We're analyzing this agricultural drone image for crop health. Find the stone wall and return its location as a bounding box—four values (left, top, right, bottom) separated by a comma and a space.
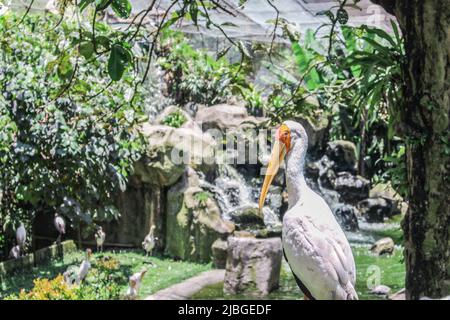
0, 240, 76, 277
104, 176, 166, 248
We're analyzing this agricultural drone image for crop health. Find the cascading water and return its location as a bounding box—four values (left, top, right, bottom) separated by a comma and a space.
199, 163, 282, 230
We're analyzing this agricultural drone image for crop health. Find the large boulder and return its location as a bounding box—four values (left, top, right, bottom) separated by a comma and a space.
211, 239, 228, 269
165, 168, 235, 263
370, 237, 395, 256
134, 145, 185, 187
370, 182, 406, 216
325, 140, 357, 173
195, 104, 267, 132
154, 105, 200, 131
228, 204, 264, 226
370, 285, 391, 297
359, 197, 394, 222
333, 204, 359, 231
135, 124, 216, 186
332, 172, 370, 203
224, 237, 282, 296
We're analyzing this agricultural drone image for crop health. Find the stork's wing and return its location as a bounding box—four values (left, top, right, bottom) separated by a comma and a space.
282, 197, 357, 300
283, 248, 315, 300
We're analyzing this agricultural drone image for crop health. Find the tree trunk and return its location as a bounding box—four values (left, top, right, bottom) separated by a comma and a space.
373, 0, 450, 299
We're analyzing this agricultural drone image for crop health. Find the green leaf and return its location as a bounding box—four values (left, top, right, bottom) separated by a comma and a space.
79, 41, 94, 59
189, 2, 198, 25
110, 0, 132, 19
46, 59, 59, 74
362, 25, 397, 47
95, 36, 111, 50
57, 54, 74, 80
96, 0, 112, 11
361, 36, 391, 55
79, 0, 95, 11
337, 8, 349, 25
108, 43, 132, 81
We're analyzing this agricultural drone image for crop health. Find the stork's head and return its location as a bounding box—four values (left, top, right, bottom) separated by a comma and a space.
258, 121, 308, 213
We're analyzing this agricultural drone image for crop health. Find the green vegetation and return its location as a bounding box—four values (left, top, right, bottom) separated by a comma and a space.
194, 191, 213, 206
158, 30, 252, 106
163, 110, 187, 128
0, 2, 411, 300
0, 14, 146, 256
1, 250, 211, 300
192, 246, 405, 300
263, 23, 406, 195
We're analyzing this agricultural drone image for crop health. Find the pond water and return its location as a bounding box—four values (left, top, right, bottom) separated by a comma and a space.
191, 245, 405, 300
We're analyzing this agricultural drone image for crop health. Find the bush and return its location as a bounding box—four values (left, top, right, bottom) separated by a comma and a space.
163, 110, 187, 128
157, 30, 251, 106
6, 256, 123, 300
7, 275, 76, 300
0, 14, 145, 245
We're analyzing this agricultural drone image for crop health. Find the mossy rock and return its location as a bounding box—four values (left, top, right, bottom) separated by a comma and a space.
165, 170, 234, 263
0, 254, 34, 276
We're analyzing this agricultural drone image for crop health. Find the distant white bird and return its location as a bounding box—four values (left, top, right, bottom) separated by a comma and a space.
54, 214, 66, 243
45, 0, 59, 15
16, 222, 26, 250
9, 245, 20, 259
95, 226, 106, 252
76, 248, 92, 284
142, 225, 157, 256
63, 265, 78, 286
259, 121, 358, 300
0, 0, 10, 16
126, 268, 147, 299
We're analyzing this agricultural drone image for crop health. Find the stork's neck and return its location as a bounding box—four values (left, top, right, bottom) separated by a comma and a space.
285, 141, 308, 209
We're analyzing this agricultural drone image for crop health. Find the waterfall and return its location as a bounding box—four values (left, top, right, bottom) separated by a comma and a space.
199, 163, 282, 230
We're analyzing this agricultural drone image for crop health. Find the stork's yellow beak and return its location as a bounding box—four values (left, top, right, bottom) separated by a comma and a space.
258, 139, 286, 215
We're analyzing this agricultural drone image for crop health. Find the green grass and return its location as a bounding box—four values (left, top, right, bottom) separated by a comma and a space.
0, 249, 211, 299
353, 245, 405, 299
1, 246, 404, 300
192, 246, 405, 300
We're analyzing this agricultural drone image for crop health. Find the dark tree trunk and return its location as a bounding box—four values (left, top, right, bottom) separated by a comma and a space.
372, 0, 450, 299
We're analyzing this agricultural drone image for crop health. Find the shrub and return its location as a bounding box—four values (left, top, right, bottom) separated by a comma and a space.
0, 14, 145, 244
6, 256, 123, 300
157, 30, 251, 106
7, 275, 76, 300
163, 110, 187, 128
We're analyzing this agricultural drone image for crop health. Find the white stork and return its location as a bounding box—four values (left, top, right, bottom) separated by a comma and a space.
16, 222, 26, 251
45, 0, 59, 15
9, 245, 21, 259
76, 248, 92, 284
54, 214, 66, 243
95, 226, 106, 252
0, 0, 10, 16
125, 268, 148, 299
142, 225, 157, 257
259, 121, 358, 300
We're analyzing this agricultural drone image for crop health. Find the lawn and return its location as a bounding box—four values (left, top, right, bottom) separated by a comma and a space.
1, 245, 404, 300
0, 249, 211, 300
192, 245, 405, 300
